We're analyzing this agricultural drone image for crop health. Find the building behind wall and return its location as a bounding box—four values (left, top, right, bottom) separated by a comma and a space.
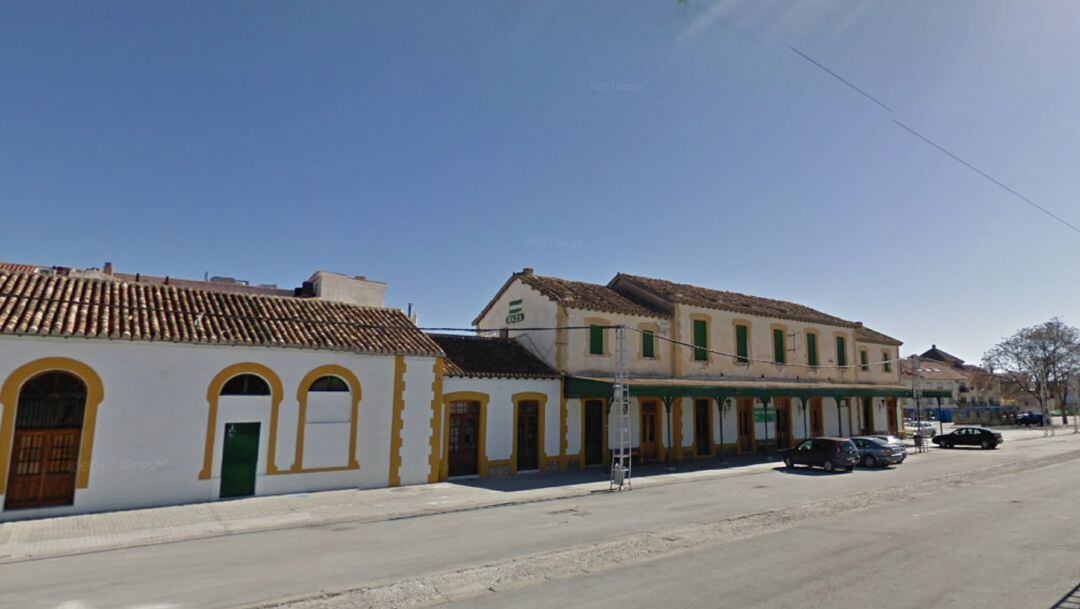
475, 268, 909, 469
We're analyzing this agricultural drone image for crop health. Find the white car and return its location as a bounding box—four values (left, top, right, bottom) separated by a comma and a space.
904, 421, 937, 438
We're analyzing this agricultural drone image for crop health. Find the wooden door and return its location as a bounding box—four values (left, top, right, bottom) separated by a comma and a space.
640, 402, 658, 461
887, 399, 898, 435
5, 429, 81, 510
220, 422, 260, 499
448, 402, 480, 477
736, 399, 755, 453
862, 398, 874, 435
810, 398, 824, 437
694, 399, 711, 456
583, 400, 604, 466
775, 398, 793, 449
516, 401, 539, 472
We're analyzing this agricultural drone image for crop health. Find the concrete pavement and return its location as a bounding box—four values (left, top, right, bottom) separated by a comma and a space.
1, 429, 1077, 609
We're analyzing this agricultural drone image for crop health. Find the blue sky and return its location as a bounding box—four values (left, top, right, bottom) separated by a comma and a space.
3, 1, 1080, 363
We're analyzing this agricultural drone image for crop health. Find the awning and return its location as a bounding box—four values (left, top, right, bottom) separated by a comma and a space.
564, 375, 924, 400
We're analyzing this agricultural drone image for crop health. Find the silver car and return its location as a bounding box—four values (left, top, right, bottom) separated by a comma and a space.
870, 434, 909, 460
852, 436, 906, 467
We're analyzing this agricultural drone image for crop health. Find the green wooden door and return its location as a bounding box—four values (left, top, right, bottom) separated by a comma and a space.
220, 422, 260, 499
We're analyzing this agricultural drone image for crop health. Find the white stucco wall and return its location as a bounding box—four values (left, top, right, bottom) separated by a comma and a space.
0, 336, 435, 521
475, 278, 560, 368
440, 376, 561, 471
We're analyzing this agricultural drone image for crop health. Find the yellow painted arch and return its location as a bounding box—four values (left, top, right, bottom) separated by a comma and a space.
0, 357, 105, 494
292, 365, 362, 472
200, 363, 284, 480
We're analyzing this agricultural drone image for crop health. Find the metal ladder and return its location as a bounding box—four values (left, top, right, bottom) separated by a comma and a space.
610, 325, 632, 491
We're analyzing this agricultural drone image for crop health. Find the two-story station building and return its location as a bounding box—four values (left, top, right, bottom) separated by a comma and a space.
475, 269, 908, 469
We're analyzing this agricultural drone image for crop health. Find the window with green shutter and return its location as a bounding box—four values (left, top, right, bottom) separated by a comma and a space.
735, 324, 749, 363
883, 351, 892, 372
860, 350, 869, 371
806, 333, 818, 366
836, 336, 847, 367
642, 330, 655, 358
773, 329, 785, 364
589, 325, 604, 355
693, 319, 708, 361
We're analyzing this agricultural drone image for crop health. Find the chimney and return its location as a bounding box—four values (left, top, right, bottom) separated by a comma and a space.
103, 261, 114, 276
521, 267, 534, 276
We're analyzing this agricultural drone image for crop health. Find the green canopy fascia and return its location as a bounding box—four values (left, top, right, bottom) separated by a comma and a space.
564, 376, 917, 400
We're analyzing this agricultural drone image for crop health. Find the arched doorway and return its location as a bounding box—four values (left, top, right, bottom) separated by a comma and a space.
5, 372, 87, 510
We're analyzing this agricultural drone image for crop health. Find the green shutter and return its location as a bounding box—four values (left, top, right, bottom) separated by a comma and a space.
773, 329, 785, 364
590, 325, 604, 355
693, 320, 708, 361
643, 330, 655, 358
860, 350, 869, 371
736, 324, 749, 363
836, 336, 847, 367
883, 351, 891, 372
807, 333, 818, 366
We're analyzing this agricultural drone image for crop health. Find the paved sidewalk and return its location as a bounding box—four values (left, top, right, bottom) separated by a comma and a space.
0, 454, 783, 564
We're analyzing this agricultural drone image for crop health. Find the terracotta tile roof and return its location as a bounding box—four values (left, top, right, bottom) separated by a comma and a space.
920, 344, 965, 366
855, 325, 903, 346
473, 270, 666, 325
612, 273, 856, 328
430, 334, 559, 379
0, 271, 442, 356
0, 262, 42, 274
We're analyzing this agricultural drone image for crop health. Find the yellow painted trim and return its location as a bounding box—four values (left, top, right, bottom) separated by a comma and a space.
292, 365, 362, 473
688, 313, 711, 364
769, 322, 789, 366
578, 397, 606, 469
200, 363, 284, 480
510, 391, 548, 474
388, 355, 407, 487
583, 316, 613, 359
427, 357, 445, 483
558, 380, 568, 472
0, 357, 105, 495
732, 318, 753, 366
441, 391, 490, 478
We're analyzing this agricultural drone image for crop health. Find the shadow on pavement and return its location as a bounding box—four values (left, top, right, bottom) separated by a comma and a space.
448, 453, 784, 493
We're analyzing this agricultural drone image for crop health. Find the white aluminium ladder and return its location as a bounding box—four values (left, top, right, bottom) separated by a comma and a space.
610, 325, 632, 491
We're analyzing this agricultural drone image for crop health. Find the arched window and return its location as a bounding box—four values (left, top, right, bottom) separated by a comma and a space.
220, 374, 271, 396
309, 376, 349, 392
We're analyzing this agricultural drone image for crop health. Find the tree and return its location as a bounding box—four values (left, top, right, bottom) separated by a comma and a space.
983, 318, 1080, 429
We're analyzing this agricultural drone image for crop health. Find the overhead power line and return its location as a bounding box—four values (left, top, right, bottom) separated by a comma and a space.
787, 45, 1080, 238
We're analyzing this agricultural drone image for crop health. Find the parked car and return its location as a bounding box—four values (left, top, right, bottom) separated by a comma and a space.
853, 436, 906, 467
932, 427, 1003, 449
869, 434, 907, 453
1016, 412, 1044, 427
780, 438, 860, 472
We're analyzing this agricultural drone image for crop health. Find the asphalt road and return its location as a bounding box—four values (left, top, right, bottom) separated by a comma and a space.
4, 432, 1080, 609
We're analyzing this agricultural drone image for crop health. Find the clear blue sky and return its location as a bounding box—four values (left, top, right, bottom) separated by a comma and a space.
4, 1, 1080, 364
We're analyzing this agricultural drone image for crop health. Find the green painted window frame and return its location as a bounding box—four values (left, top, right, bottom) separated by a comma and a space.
692, 319, 708, 361
736, 324, 749, 364
883, 351, 892, 372
860, 350, 869, 371
589, 325, 604, 355
642, 330, 655, 359
773, 329, 785, 364
806, 333, 818, 367
836, 336, 847, 367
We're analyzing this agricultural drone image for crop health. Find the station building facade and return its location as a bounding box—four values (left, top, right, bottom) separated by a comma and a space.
475, 269, 909, 469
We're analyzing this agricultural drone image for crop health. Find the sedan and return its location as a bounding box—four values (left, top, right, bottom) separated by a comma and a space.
1016, 412, 1044, 427
780, 437, 860, 472
932, 426, 1003, 449
853, 436, 906, 467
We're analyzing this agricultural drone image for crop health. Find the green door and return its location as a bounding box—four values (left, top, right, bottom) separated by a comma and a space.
220, 422, 260, 499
